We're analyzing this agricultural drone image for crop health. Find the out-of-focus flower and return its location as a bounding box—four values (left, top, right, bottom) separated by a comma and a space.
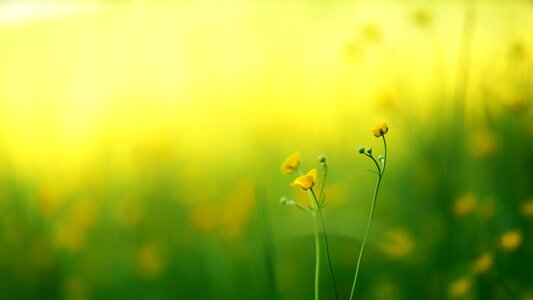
470, 131, 499, 158
137, 244, 165, 280
371, 123, 388, 137
453, 193, 477, 216
472, 252, 493, 274
379, 228, 414, 259
280, 151, 301, 174
220, 180, 255, 239
290, 168, 318, 191
54, 199, 97, 253
500, 230, 523, 251
449, 277, 472, 298
522, 199, 533, 217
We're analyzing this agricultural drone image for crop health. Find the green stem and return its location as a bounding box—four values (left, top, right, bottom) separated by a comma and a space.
311, 188, 339, 300
318, 164, 328, 206
349, 136, 387, 300
313, 208, 320, 300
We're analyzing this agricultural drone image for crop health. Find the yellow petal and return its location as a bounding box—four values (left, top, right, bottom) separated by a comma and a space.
307, 168, 318, 184
500, 230, 522, 251
371, 122, 389, 137
280, 151, 301, 174
472, 252, 493, 274
290, 168, 318, 191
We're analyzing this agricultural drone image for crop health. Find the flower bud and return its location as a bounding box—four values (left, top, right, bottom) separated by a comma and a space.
366, 147, 372, 155
318, 154, 327, 163
357, 146, 365, 154
280, 197, 294, 205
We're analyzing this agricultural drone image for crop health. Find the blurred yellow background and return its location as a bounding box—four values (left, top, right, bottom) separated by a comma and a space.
0, 1, 532, 299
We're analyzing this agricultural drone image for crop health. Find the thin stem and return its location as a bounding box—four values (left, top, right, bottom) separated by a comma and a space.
318, 163, 328, 206
349, 136, 387, 300
364, 153, 381, 175
313, 209, 320, 300
381, 136, 387, 176
311, 188, 339, 300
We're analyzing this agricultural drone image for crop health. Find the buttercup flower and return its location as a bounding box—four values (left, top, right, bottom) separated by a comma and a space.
371, 123, 389, 137
290, 168, 318, 191
472, 252, 493, 274
280, 151, 301, 174
500, 230, 522, 251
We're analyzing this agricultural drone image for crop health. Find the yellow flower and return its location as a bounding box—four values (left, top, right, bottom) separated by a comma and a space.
290, 168, 318, 191
472, 252, 493, 274
521, 199, 533, 217
371, 123, 389, 137
453, 193, 477, 216
379, 228, 414, 259
500, 230, 522, 251
449, 277, 472, 298
280, 151, 301, 174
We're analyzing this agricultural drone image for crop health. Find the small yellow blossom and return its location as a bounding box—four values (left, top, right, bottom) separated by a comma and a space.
472, 252, 493, 274
379, 229, 414, 259
521, 199, 533, 217
500, 230, 523, 251
290, 168, 318, 191
449, 277, 472, 298
453, 193, 477, 216
280, 151, 301, 174
371, 123, 389, 137
137, 244, 164, 279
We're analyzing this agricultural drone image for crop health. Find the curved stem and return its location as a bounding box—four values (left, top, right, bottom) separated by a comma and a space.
311, 188, 339, 300
349, 136, 387, 300
348, 174, 382, 300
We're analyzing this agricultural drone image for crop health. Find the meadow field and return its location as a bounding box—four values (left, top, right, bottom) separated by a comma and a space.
0, 0, 532, 299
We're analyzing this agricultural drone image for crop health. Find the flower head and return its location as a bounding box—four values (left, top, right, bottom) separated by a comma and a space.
472, 252, 493, 274
280, 151, 301, 174
371, 123, 389, 137
500, 230, 522, 251
290, 168, 318, 191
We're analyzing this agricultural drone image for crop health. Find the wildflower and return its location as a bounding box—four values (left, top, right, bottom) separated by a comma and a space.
290, 168, 318, 191
379, 229, 414, 259
137, 244, 164, 279
453, 193, 477, 216
500, 230, 523, 251
371, 123, 388, 137
280, 151, 301, 174
449, 277, 472, 298
521, 199, 533, 217
472, 252, 493, 274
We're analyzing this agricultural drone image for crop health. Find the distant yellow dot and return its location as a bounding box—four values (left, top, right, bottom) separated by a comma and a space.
500, 230, 523, 251
379, 229, 415, 259
472, 252, 493, 274
449, 277, 471, 298
521, 200, 533, 217
453, 193, 477, 216
137, 245, 164, 279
